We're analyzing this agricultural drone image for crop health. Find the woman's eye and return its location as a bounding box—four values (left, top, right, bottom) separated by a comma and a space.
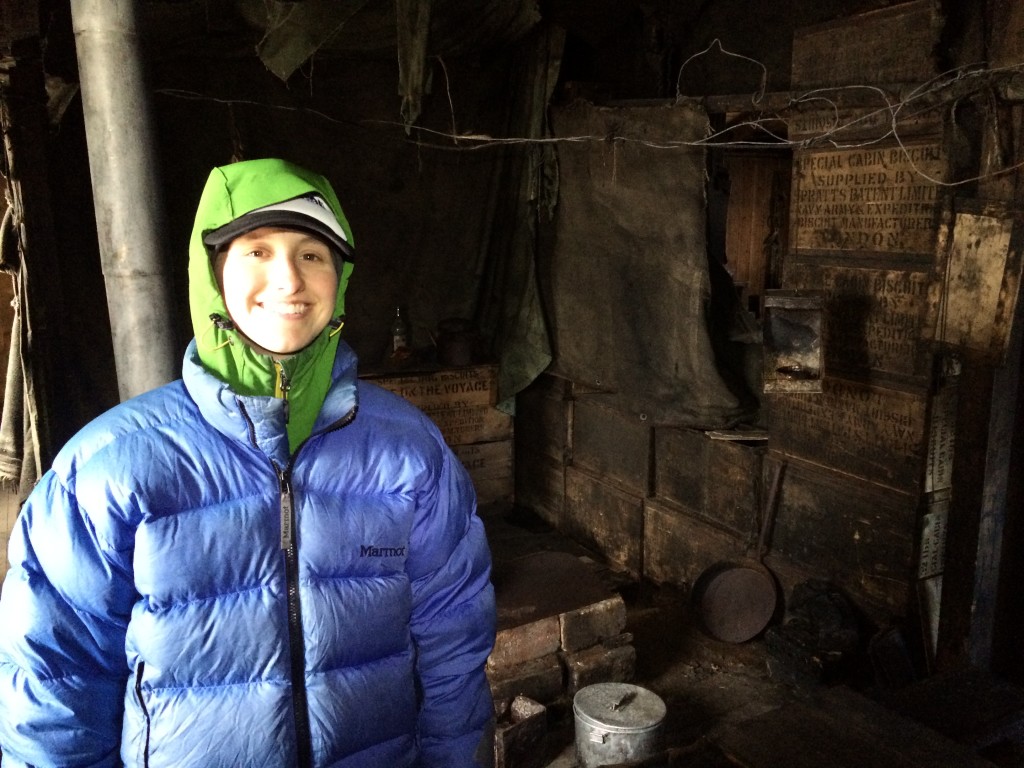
246, 248, 266, 258
301, 251, 327, 262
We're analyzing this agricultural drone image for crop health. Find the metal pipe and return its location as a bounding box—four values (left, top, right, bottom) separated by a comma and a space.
69, 0, 176, 400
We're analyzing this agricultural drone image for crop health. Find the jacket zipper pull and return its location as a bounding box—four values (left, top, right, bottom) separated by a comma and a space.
279, 469, 294, 550
274, 361, 292, 424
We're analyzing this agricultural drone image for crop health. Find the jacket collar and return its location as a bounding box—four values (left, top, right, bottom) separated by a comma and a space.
182, 338, 359, 467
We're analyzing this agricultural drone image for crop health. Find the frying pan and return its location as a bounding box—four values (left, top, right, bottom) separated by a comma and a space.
693, 458, 786, 643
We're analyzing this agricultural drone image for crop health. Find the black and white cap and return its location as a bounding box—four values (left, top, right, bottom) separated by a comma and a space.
203, 194, 354, 262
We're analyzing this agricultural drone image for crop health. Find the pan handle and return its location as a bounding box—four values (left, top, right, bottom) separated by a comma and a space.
757, 459, 786, 561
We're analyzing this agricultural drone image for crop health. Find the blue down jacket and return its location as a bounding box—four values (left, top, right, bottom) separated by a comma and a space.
0, 340, 496, 767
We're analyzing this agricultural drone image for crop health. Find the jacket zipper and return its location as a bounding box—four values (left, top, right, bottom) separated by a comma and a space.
278, 463, 312, 768
135, 661, 151, 767
238, 400, 358, 768
273, 362, 291, 424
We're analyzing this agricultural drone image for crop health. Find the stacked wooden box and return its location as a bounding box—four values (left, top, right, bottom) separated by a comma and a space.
515, 373, 773, 601
646, 426, 768, 590
364, 364, 514, 506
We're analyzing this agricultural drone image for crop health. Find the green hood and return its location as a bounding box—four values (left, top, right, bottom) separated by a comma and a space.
188, 158, 356, 454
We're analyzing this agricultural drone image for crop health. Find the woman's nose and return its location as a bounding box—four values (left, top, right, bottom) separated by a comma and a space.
269, 253, 303, 290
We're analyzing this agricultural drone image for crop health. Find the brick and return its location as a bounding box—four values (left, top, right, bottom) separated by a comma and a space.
559, 595, 628, 653
487, 653, 564, 705
562, 636, 636, 696
488, 616, 561, 670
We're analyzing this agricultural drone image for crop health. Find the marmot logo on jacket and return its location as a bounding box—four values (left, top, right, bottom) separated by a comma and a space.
360, 544, 406, 557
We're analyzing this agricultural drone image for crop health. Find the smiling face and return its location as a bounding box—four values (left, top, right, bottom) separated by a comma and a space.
215, 227, 339, 358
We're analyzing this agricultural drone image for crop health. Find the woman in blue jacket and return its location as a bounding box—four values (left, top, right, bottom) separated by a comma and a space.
0, 158, 497, 767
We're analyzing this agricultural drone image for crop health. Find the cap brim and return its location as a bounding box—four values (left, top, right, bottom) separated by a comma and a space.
203, 210, 354, 262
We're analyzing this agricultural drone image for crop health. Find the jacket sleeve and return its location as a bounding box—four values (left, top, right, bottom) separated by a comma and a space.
408, 443, 497, 768
0, 468, 135, 767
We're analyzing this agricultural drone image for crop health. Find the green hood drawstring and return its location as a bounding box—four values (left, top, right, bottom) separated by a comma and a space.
188, 158, 356, 453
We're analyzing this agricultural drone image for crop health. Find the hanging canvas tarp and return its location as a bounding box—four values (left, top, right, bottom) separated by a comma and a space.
549, 99, 749, 427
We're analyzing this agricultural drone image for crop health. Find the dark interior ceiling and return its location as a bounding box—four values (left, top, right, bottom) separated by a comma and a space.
134, 0, 913, 100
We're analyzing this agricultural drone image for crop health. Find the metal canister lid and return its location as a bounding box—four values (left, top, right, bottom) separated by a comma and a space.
572, 683, 667, 733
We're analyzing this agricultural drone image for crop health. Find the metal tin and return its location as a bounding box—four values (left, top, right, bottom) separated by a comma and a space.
573, 683, 666, 767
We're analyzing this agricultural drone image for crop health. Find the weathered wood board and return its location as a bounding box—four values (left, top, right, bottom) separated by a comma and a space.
452, 440, 512, 506
925, 372, 958, 494
367, 364, 499, 409
717, 685, 998, 768
514, 373, 570, 464
653, 427, 765, 538
652, 426, 708, 514
766, 377, 928, 495
365, 364, 514, 446
706, 437, 766, 539
783, 262, 934, 382
571, 395, 651, 496
642, 497, 746, 589
770, 457, 917, 618
723, 152, 790, 308
924, 200, 1024, 364
791, 0, 940, 90
564, 466, 643, 576
514, 450, 565, 528
790, 142, 947, 256
786, 104, 943, 145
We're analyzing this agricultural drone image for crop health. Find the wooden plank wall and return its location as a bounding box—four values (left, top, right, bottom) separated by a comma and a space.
764, 0, 948, 626
515, 1, 969, 632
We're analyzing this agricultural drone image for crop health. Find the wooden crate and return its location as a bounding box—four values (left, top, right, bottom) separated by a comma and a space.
643, 497, 746, 589
791, 0, 941, 90
365, 365, 512, 446
515, 450, 565, 529
515, 372, 570, 464
783, 262, 935, 383
365, 365, 514, 505
769, 456, 918, 619
570, 395, 651, 496
452, 440, 513, 506
653, 427, 765, 537
766, 376, 928, 496
564, 466, 643, 576
653, 426, 708, 513
366, 364, 498, 407
789, 141, 947, 260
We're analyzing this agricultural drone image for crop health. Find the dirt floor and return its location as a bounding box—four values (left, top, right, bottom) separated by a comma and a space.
482, 504, 1024, 768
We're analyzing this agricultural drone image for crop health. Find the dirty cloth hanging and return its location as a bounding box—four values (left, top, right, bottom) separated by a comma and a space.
548, 99, 750, 427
